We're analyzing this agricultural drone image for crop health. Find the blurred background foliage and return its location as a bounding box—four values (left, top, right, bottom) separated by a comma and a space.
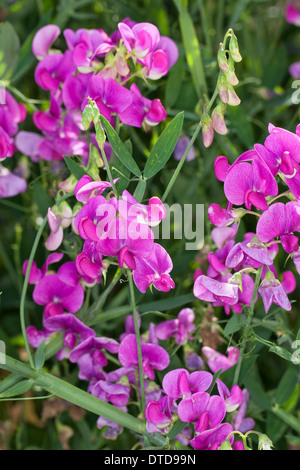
0, 0, 300, 450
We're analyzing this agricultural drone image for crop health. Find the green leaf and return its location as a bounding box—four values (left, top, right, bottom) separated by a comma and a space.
143, 112, 184, 179
0, 379, 33, 398
165, 53, 185, 108
243, 377, 272, 411
178, 9, 207, 98
0, 374, 22, 394
226, 106, 254, 148
275, 366, 298, 406
207, 369, 223, 394
1, 355, 144, 435
268, 344, 294, 363
34, 341, 45, 370
64, 156, 86, 181
272, 406, 300, 434
224, 313, 247, 337
100, 115, 141, 177
168, 419, 186, 440
0, 22, 20, 80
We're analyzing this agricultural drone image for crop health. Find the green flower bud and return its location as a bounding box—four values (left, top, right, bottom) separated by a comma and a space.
229, 33, 242, 62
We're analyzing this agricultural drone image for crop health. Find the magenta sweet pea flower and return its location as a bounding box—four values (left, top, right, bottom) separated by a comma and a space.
258, 271, 292, 313
22, 252, 64, 285
74, 174, 117, 202
32, 24, 61, 59
44, 313, 95, 360
118, 333, 170, 380
32, 273, 85, 318
177, 392, 226, 432
224, 159, 278, 211
256, 202, 300, 254
286, 2, 300, 25
193, 274, 240, 306
202, 346, 240, 373
190, 422, 233, 450
145, 396, 174, 433
155, 308, 196, 345
233, 389, 255, 433
0, 165, 27, 198
162, 368, 213, 400
132, 243, 175, 293
45, 204, 73, 251
117, 190, 167, 226
69, 336, 119, 381
216, 379, 243, 412
118, 22, 160, 58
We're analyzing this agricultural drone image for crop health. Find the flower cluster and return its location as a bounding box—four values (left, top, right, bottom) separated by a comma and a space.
73, 175, 175, 293
201, 29, 242, 148
194, 123, 299, 314
0, 90, 27, 198
16, 21, 178, 165
145, 366, 254, 450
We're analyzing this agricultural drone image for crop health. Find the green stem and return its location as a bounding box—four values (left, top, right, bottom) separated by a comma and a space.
232, 267, 263, 386
128, 270, 145, 420
20, 217, 48, 368
20, 193, 75, 369
100, 146, 118, 196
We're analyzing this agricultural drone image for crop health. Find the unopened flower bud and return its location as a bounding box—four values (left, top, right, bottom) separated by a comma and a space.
95, 121, 106, 150
201, 113, 214, 148
218, 46, 229, 73
82, 99, 100, 130
225, 56, 239, 86
217, 73, 229, 104
211, 103, 228, 135
227, 85, 241, 106
229, 33, 242, 62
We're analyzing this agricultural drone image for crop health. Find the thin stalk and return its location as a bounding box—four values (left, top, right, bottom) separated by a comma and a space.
100, 146, 118, 196
20, 193, 74, 369
232, 267, 263, 386
20, 216, 48, 368
128, 270, 145, 420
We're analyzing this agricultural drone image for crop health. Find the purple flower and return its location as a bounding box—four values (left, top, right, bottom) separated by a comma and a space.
145, 395, 174, 433
258, 272, 292, 314
190, 422, 233, 450
256, 202, 300, 254
0, 165, 27, 198
118, 333, 170, 380
202, 346, 240, 373
32, 24, 61, 59
224, 159, 278, 211
132, 243, 175, 293
44, 313, 95, 360
286, 2, 300, 25
233, 389, 255, 433
174, 136, 196, 162
32, 273, 85, 318
193, 275, 240, 306
155, 308, 196, 345
22, 252, 64, 285
177, 392, 226, 432
69, 336, 119, 381
216, 379, 243, 412
162, 368, 213, 400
